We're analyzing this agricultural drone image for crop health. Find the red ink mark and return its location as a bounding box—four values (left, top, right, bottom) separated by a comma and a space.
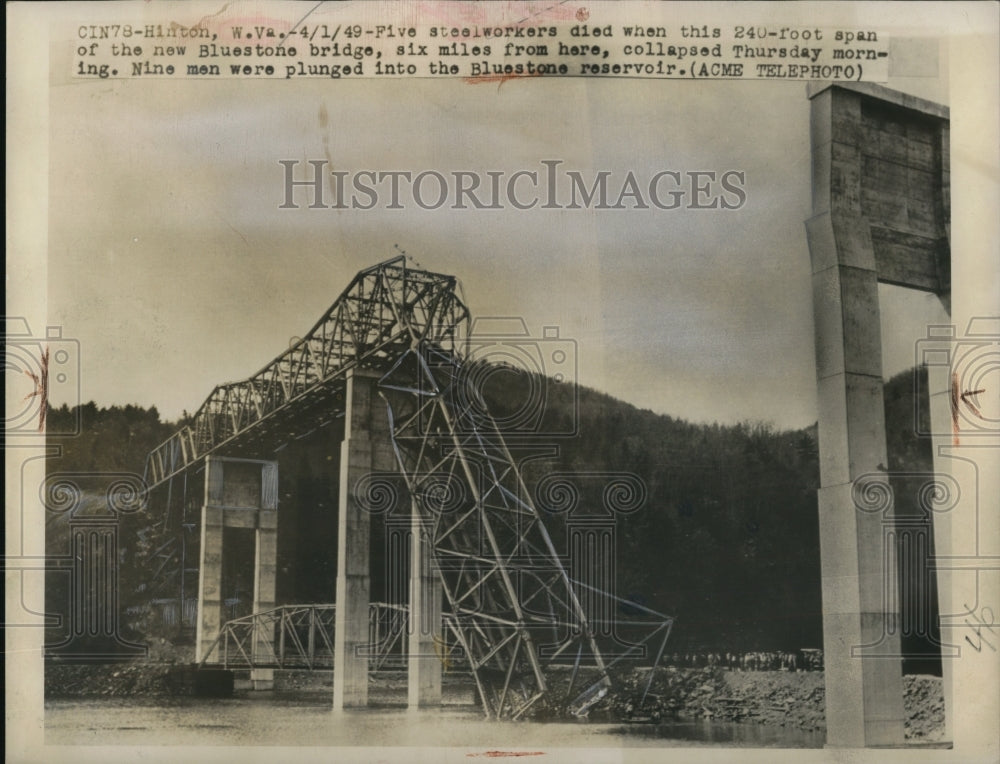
23, 346, 49, 432
467, 753, 545, 758
951, 370, 988, 445
951, 371, 960, 445
576, 7, 589, 22
463, 72, 544, 89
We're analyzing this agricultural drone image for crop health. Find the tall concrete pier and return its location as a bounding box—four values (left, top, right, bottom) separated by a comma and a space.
195, 456, 278, 689
805, 82, 950, 747
333, 367, 443, 709
408, 514, 443, 708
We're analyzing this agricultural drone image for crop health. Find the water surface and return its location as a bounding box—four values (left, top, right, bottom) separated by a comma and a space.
45, 695, 825, 749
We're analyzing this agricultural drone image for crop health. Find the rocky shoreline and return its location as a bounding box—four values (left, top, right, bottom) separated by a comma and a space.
587, 666, 944, 742
45, 659, 945, 743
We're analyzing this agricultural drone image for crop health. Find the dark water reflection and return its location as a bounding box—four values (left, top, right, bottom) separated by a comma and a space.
604, 719, 825, 747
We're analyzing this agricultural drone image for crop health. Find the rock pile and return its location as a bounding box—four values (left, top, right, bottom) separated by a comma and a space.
46, 662, 184, 698
903, 675, 946, 742
531, 666, 943, 742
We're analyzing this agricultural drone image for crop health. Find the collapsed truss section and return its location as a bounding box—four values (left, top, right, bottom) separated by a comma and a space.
379, 343, 612, 719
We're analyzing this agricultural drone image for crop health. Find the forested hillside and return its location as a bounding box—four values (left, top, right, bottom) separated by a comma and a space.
484, 369, 823, 652
46, 402, 174, 474
44, 365, 936, 662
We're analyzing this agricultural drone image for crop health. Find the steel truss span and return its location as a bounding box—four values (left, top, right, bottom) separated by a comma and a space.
146, 256, 673, 719
144, 256, 468, 488
201, 603, 416, 672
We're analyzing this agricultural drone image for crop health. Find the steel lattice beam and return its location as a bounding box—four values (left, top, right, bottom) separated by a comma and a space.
200, 603, 416, 671
378, 345, 611, 718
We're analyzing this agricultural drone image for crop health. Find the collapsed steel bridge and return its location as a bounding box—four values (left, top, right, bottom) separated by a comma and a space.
144, 256, 671, 719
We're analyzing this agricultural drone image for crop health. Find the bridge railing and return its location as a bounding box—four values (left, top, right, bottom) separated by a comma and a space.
198, 602, 465, 672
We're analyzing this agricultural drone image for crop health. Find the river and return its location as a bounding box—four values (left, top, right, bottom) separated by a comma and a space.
45, 694, 825, 749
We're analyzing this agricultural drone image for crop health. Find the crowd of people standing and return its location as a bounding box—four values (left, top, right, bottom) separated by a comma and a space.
664, 649, 823, 671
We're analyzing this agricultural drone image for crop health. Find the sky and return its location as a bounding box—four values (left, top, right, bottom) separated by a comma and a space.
44, 13, 951, 432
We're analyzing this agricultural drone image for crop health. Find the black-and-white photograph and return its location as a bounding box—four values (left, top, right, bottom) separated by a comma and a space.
5, 2, 999, 761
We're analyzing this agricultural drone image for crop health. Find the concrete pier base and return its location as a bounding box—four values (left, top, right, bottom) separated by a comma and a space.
251, 509, 278, 690
408, 511, 443, 708
333, 369, 398, 709
806, 82, 950, 747
196, 456, 279, 683
923, 333, 958, 743
196, 503, 224, 666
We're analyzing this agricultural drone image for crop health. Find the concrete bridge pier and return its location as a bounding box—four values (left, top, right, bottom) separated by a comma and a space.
334, 369, 384, 709
408, 512, 443, 708
806, 82, 951, 747
195, 456, 279, 691
922, 329, 957, 743
252, 490, 278, 690
333, 367, 444, 710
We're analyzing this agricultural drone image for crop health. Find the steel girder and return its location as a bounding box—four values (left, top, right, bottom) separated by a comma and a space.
378, 344, 611, 719
200, 603, 415, 671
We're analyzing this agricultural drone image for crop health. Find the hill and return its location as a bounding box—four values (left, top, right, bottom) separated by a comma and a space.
43, 365, 938, 666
